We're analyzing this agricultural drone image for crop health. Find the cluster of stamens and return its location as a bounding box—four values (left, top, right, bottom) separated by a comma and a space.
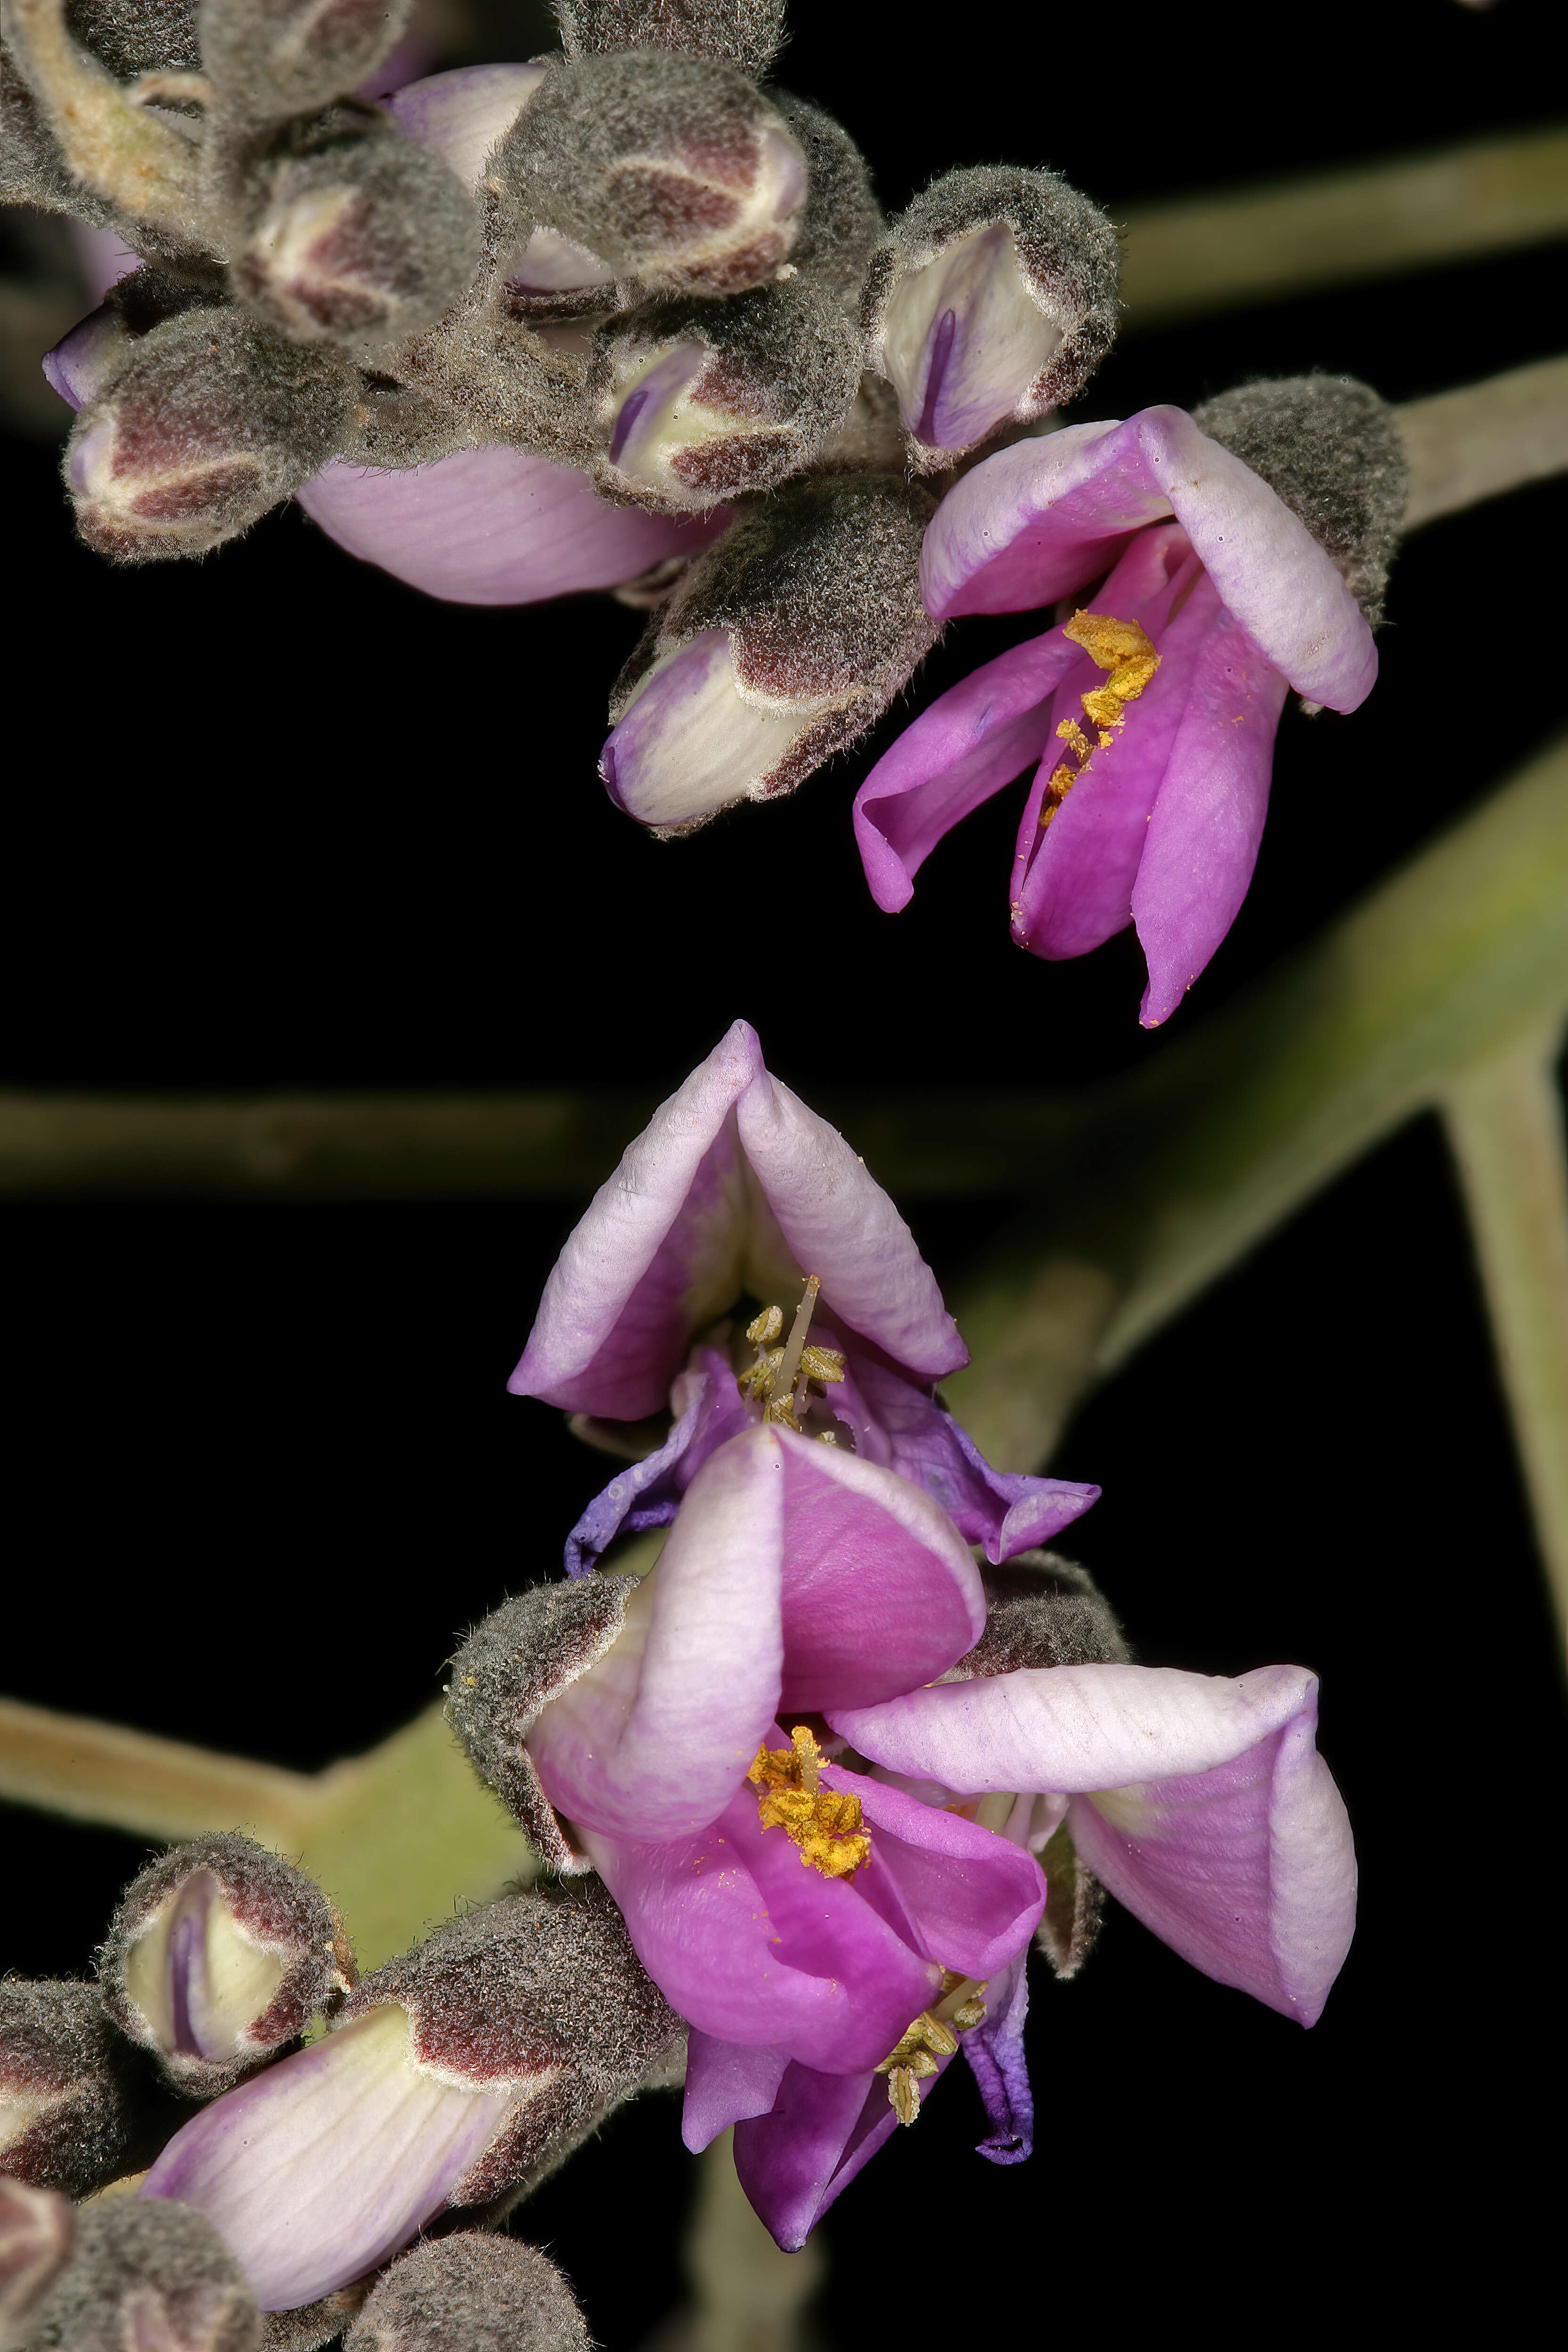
736, 1274, 846, 1436
748, 1724, 870, 1879
1040, 609, 1162, 827
875, 1969, 989, 2125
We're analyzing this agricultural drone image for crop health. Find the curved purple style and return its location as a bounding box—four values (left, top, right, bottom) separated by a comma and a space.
511, 1018, 967, 1421
523, 1424, 1356, 2247
855, 407, 1379, 1025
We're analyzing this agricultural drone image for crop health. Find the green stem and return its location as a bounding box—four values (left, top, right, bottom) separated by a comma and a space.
673, 2130, 823, 2352
1441, 1037, 1568, 1653
1400, 356, 1568, 530
1118, 124, 1568, 326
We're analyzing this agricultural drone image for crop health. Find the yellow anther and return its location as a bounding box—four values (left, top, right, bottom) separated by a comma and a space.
888, 2066, 922, 2126
1081, 685, 1127, 730
1063, 610, 1159, 675
952, 1996, 987, 2031
749, 1726, 870, 1880
798, 1344, 846, 1386
745, 1305, 784, 1346
1055, 716, 1091, 759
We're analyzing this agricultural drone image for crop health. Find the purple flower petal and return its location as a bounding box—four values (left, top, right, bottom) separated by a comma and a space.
383, 65, 547, 188
852, 1776, 1045, 1978
295, 448, 728, 606
511, 1020, 964, 1418
851, 626, 1080, 911
562, 1353, 754, 1576
529, 1431, 788, 1843
1065, 1679, 1355, 2025
1010, 549, 1222, 963
920, 418, 1152, 619
731, 2064, 898, 2251
768, 1431, 987, 1711
922, 409, 1375, 710
825, 1661, 1325, 1796
682, 2032, 791, 2151
830, 1356, 1098, 1564
601, 630, 817, 832
1130, 606, 1290, 1026
582, 1785, 941, 2075
140, 2008, 510, 2311
41, 304, 121, 412
962, 1953, 1033, 2162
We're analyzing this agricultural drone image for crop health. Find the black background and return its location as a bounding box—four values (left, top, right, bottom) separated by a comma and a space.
3, 0, 1563, 2339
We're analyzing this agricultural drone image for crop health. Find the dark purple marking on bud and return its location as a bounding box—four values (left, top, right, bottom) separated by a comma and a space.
915, 308, 957, 450
608, 381, 652, 467
446, 1581, 637, 1872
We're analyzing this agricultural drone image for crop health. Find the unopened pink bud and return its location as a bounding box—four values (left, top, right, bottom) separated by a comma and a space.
0, 2179, 75, 2348
100, 1835, 354, 2097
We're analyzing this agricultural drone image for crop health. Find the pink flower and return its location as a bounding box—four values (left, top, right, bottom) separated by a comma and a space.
854, 402, 1385, 1024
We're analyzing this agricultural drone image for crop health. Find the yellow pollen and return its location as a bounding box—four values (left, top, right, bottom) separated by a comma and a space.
874, 1972, 989, 2125
736, 1276, 846, 1434
749, 1725, 870, 1879
1040, 609, 1162, 832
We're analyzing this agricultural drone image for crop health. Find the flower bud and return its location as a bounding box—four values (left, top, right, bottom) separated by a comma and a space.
0, 2179, 74, 2351
21, 2194, 259, 2352
63, 304, 354, 561
861, 165, 1120, 469
343, 2235, 588, 2352
952, 1551, 1132, 1678
98, 1834, 355, 2098
496, 51, 808, 297
587, 94, 878, 506
446, 1582, 638, 1875
140, 1887, 682, 2313
588, 278, 861, 507
43, 270, 230, 415
200, 0, 416, 129
601, 474, 938, 834
0, 1981, 148, 2198
232, 114, 482, 349
1191, 375, 1408, 626
555, 0, 788, 82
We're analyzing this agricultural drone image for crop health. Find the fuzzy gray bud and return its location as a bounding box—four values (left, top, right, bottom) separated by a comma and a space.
862, 165, 1120, 469
0, 1981, 146, 2199
554, 0, 787, 80
0, 2179, 74, 2352
343, 2235, 588, 2352
1033, 1821, 1106, 1980
602, 472, 938, 833
587, 90, 877, 506
233, 112, 482, 348
497, 51, 808, 297
343, 1886, 682, 2209
63, 302, 354, 561
198, 0, 414, 130
1192, 375, 1408, 627
953, 1551, 1131, 1678
98, 1834, 355, 2098
22, 2195, 259, 2352
447, 1582, 637, 1874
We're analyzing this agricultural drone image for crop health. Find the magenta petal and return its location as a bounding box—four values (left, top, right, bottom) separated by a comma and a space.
1012, 560, 1224, 963
584, 1791, 939, 2074
295, 448, 728, 606
732, 2065, 897, 2251
530, 1431, 786, 1842
852, 628, 1080, 909
852, 1778, 1045, 1978
1066, 1679, 1356, 2025
1131, 609, 1290, 1026
682, 2032, 791, 2150
773, 1432, 986, 1709
920, 418, 1160, 619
